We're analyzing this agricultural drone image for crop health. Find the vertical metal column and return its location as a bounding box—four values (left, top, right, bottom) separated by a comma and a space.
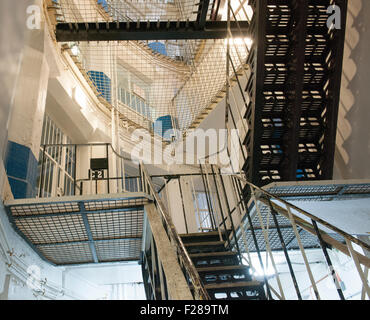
73, 144, 77, 195
311, 219, 345, 300
210, 165, 227, 237
177, 177, 189, 234
217, 168, 243, 263
245, 186, 273, 300
39, 145, 46, 198
199, 165, 216, 230
268, 200, 302, 300
106, 143, 110, 194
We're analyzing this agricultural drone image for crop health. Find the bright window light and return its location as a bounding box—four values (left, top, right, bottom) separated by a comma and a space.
71, 44, 80, 56
225, 37, 253, 49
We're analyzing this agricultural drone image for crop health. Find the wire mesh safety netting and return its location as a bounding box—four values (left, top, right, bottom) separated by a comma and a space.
67, 39, 250, 133
57, 0, 207, 23
52, 0, 253, 134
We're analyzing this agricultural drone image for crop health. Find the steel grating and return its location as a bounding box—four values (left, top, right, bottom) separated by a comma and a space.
234, 198, 346, 254
87, 209, 143, 240
4, 193, 151, 265
15, 215, 88, 245
95, 239, 142, 262
38, 242, 94, 265
236, 227, 321, 253
264, 180, 370, 201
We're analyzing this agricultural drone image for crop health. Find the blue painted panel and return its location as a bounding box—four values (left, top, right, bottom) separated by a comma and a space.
97, 0, 108, 11
148, 42, 167, 56
87, 71, 112, 103
154, 115, 178, 141
5, 141, 38, 199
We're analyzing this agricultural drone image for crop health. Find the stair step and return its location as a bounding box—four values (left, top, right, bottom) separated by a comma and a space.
205, 281, 266, 300
180, 231, 220, 238
180, 231, 231, 244
196, 265, 249, 273
204, 280, 262, 290
184, 241, 225, 247
189, 251, 237, 258
190, 251, 240, 268
184, 241, 226, 254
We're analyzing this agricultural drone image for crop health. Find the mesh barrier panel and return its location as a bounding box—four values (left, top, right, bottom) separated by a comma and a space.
6, 196, 148, 265
15, 215, 88, 244
38, 242, 94, 264
87, 209, 144, 239
95, 239, 142, 262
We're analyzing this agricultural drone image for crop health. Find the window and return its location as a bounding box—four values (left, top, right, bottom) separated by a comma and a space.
194, 192, 214, 232
37, 115, 75, 198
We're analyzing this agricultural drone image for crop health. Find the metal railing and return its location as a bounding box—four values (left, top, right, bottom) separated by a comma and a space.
219, 167, 370, 300
140, 163, 210, 300
38, 143, 147, 198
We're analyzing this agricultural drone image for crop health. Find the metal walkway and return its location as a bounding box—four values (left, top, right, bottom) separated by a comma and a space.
4, 193, 151, 265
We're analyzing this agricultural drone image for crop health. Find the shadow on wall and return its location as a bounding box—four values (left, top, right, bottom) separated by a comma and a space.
0, 0, 32, 159
335, 0, 370, 179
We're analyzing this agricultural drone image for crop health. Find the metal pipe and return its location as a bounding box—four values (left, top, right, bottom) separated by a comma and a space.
268, 199, 302, 300
39, 145, 46, 198
286, 205, 321, 300
311, 219, 345, 300
345, 239, 370, 299
199, 165, 216, 231
210, 165, 227, 237
217, 168, 243, 262
251, 187, 285, 299
73, 145, 77, 196
106, 143, 110, 194
177, 177, 189, 234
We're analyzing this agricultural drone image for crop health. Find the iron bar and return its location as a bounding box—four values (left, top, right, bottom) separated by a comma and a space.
197, 0, 210, 29
217, 168, 242, 263
311, 219, 346, 300
39, 145, 46, 198
199, 165, 216, 231
210, 165, 227, 236
106, 143, 110, 194
73, 144, 77, 195
241, 187, 273, 299
268, 199, 302, 300
177, 177, 189, 234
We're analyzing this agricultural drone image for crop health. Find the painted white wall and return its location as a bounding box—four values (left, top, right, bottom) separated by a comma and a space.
287, 199, 370, 236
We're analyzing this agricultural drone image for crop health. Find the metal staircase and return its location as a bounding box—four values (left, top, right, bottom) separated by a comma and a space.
242, 0, 348, 187
3, 143, 370, 300
181, 231, 266, 300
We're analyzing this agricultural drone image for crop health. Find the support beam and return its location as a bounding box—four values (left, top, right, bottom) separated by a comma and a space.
197, 0, 211, 29
210, 0, 226, 21
55, 21, 249, 42
282, 0, 308, 181
145, 204, 193, 300
79, 203, 99, 263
